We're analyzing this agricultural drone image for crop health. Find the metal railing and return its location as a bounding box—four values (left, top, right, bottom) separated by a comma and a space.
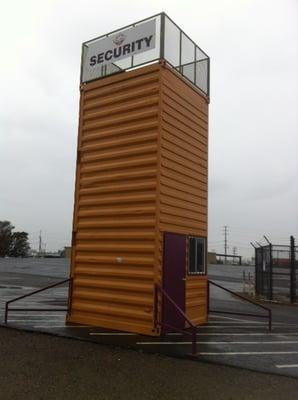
4, 278, 71, 324
81, 12, 210, 96
154, 283, 197, 355
208, 280, 272, 331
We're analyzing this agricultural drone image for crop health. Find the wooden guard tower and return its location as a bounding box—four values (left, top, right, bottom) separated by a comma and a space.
67, 13, 210, 336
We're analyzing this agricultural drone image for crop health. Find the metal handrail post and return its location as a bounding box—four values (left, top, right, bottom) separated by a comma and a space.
155, 284, 198, 355
269, 308, 272, 331
192, 327, 197, 355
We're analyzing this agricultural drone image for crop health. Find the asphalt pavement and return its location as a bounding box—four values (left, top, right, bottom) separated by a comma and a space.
1, 326, 298, 400
1, 258, 298, 379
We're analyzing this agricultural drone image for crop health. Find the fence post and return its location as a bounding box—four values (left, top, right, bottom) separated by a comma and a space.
254, 247, 258, 296
260, 246, 264, 297
269, 243, 273, 301
290, 236, 296, 304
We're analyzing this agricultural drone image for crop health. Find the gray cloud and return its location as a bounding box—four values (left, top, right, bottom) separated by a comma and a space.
1, 0, 297, 257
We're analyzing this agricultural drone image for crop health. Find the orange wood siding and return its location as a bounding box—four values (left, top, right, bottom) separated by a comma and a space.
68, 63, 209, 334
186, 276, 208, 325
159, 66, 209, 325
67, 65, 161, 335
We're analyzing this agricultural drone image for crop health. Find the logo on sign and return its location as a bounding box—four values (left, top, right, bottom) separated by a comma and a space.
113, 33, 126, 46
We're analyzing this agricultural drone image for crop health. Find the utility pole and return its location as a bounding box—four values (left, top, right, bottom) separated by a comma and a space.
233, 246, 237, 265
223, 225, 228, 264
38, 230, 42, 255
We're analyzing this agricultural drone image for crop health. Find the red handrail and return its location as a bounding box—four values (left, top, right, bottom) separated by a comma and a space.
154, 284, 197, 355
4, 278, 71, 324
208, 280, 272, 331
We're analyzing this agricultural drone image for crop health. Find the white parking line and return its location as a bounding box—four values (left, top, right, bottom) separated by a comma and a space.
136, 341, 298, 345
195, 333, 298, 336
9, 314, 66, 317
209, 316, 265, 324
8, 320, 64, 323
34, 325, 91, 328
199, 351, 298, 356
275, 364, 298, 369
196, 324, 298, 328
134, 347, 298, 356
89, 332, 136, 336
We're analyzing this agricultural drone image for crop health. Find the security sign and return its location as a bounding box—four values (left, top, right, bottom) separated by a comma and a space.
82, 19, 156, 82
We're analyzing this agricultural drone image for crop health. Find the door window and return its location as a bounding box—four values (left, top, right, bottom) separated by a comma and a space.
188, 237, 206, 275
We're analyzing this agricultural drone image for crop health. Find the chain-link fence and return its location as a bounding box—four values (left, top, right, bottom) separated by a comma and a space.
255, 237, 297, 303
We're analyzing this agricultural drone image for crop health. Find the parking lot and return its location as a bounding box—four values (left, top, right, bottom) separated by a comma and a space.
1, 258, 298, 378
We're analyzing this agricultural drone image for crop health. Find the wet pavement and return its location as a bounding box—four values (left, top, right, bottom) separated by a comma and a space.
1, 259, 298, 378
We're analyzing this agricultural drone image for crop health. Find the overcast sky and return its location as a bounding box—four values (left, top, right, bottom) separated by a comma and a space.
0, 0, 297, 257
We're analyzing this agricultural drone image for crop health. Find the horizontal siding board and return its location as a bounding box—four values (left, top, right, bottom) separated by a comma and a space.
71, 301, 152, 322
81, 120, 158, 144
162, 148, 207, 175
80, 167, 158, 185
162, 129, 207, 159
160, 184, 207, 205
84, 68, 160, 99
160, 194, 207, 215
84, 96, 159, 122
81, 131, 157, 153
73, 289, 152, 306
82, 107, 159, 132
80, 144, 157, 164
161, 67, 208, 114
161, 157, 207, 184
161, 167, 207, 191
73, 277, 153, 293
76, 231, 156, 240
162, 111, 207, 141
162, 95, 208, 131
161, 176, 207, 199
80, 155, 157, 174
162, 81, 208, 120
69, 313, 153, 335
84, 84, 160, 112
163, 121, 207, 149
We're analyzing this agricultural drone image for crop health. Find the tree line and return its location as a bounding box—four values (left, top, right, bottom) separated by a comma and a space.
0, 221, 30, 257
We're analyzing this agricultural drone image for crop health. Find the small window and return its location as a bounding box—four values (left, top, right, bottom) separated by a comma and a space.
188, 237, 206, 275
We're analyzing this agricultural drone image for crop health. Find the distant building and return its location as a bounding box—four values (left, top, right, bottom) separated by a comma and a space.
208, 252, 217, 264
63, 246, 72, 259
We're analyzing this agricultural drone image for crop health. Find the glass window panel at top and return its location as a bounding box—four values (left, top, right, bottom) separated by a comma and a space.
164, 16, 180, 67
133, 15, 160, 66
181, 33, 195, 66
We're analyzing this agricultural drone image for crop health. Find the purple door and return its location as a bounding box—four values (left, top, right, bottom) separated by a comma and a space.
162, 232, 186, 331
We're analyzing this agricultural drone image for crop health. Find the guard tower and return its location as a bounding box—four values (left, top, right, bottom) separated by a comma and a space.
67, 13, 210, 336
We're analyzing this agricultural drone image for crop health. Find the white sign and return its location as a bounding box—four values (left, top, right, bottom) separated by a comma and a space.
82, 19, 156, 83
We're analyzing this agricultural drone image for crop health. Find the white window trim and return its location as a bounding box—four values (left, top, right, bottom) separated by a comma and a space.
188, 236, 206, 275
